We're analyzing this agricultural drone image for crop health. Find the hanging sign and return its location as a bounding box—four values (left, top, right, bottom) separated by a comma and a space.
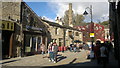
90, 33, 94, 37
0, 21, 14, 31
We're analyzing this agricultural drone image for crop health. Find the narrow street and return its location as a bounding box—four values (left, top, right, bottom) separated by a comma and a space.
1, 50, 118, 68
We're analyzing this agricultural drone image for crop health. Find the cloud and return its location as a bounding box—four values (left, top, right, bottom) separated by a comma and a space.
42, 16, 55, 22
47, 2, 68, 18
48, 2, 109, 23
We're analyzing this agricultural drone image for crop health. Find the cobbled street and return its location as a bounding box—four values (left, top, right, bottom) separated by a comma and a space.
1, 50, 118, 68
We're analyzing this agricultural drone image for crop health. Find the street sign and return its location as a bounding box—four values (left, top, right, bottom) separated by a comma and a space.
90, 33, 94, 37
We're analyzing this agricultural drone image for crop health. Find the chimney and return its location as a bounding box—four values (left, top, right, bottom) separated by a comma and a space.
69, 3, 73, 27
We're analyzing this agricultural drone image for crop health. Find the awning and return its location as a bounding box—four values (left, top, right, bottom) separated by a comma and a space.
23, 30, 46, 36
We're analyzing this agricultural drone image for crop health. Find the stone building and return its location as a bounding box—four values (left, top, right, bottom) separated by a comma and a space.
109, 1, 120, 66
21, 2, 48, 56
1, 1, 83, 59
1, 2, 21, 58
1, 1, 49, 58
42, 17, 83, 47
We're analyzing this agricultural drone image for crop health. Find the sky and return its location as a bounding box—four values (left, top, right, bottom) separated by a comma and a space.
24, 0, 109, 23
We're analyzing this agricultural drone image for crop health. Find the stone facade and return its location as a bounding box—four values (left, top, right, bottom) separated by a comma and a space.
1, 2, 49, 58
2, 2, 21, 21
42, 18, 83, 47
1, 2, 21, 58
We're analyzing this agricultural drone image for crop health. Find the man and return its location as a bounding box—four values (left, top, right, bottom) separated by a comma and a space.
53, 42, 58, 63
94, 41, 101, 64
100, 43, 108, 67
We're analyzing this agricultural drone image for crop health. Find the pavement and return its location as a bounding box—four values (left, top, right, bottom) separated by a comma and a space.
0, 50, 119, 68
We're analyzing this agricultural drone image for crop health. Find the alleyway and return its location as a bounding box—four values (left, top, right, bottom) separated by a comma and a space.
1, 50, 119, 68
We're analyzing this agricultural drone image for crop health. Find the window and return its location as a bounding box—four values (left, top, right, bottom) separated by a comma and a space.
68, 31, 72, 36
55, 28, 58, 35
75, 32, 79, 36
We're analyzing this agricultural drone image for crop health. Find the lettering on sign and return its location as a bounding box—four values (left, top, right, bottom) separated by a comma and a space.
0, 21, 14, 31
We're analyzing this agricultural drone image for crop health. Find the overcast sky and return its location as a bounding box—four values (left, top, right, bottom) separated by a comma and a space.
24, 0, 109, 23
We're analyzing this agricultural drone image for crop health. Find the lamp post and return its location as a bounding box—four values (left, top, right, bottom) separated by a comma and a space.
83, 5, 94, 51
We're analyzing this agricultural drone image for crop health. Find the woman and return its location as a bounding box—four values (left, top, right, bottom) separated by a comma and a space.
48, 42, 54, 62
40, 43, 45, 55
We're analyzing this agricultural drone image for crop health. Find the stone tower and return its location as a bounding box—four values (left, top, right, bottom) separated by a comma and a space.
68, 3, 73, 27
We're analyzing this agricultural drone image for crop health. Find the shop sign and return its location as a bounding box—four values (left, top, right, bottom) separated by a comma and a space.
90, 33, 94, 37
0, 21, 14, 31
26, 25, 42, 31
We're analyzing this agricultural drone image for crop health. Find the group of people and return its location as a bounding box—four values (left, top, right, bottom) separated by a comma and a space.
93, 41, 113, 67
69, 43, 82, 52
38, 42, 58, 63
48, 42, 58, 63
39, 40, 113, 65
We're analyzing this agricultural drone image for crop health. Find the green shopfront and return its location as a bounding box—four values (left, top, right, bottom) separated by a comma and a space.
23, 26, 46, 56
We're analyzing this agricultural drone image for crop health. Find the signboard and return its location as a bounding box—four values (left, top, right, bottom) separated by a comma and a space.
90, 33, 94, 37
0, 21, 14, 31
26, 25, 42, 31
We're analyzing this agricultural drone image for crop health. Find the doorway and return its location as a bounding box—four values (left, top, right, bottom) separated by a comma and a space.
2, 30, 12, 59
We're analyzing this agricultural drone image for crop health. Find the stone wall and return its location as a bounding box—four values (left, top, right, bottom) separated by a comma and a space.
2, 2, 21, 21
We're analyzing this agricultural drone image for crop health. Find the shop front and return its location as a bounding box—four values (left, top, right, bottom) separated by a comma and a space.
1, 20, 15, 59
23, 26, 47, 56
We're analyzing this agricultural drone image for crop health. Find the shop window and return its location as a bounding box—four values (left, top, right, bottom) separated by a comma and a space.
25, 35, 31, 52
25, 35, 31, 47
38, 37, 41, 44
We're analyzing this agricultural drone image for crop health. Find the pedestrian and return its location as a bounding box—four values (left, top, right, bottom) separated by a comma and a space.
52, 42, 58, 63
94, 41, 101, 64
76, 43, 80, 52
104, 41, 113, 63
100, 43, 109, 67
40, 43, 45, 55
69, 44, 73, 52
73, 43, 77, 53
48, 42, 54, 62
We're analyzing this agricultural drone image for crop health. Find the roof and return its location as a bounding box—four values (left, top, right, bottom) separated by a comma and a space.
42, 19, 81, 32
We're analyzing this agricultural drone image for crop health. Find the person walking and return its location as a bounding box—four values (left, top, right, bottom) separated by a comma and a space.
73, 43, 77, 53
48, 42, 54, 62
52, 42, 58, 63
100, 43, 109, 68
69, 44, 73, 52
40, 43, 45, 55
94, 41, 101, 64
76, 43, 80, 52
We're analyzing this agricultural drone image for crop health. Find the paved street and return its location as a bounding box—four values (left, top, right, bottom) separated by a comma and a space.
1, 50, 119, 68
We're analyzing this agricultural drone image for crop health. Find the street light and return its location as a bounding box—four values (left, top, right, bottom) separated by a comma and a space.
83, 5, 94, 51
